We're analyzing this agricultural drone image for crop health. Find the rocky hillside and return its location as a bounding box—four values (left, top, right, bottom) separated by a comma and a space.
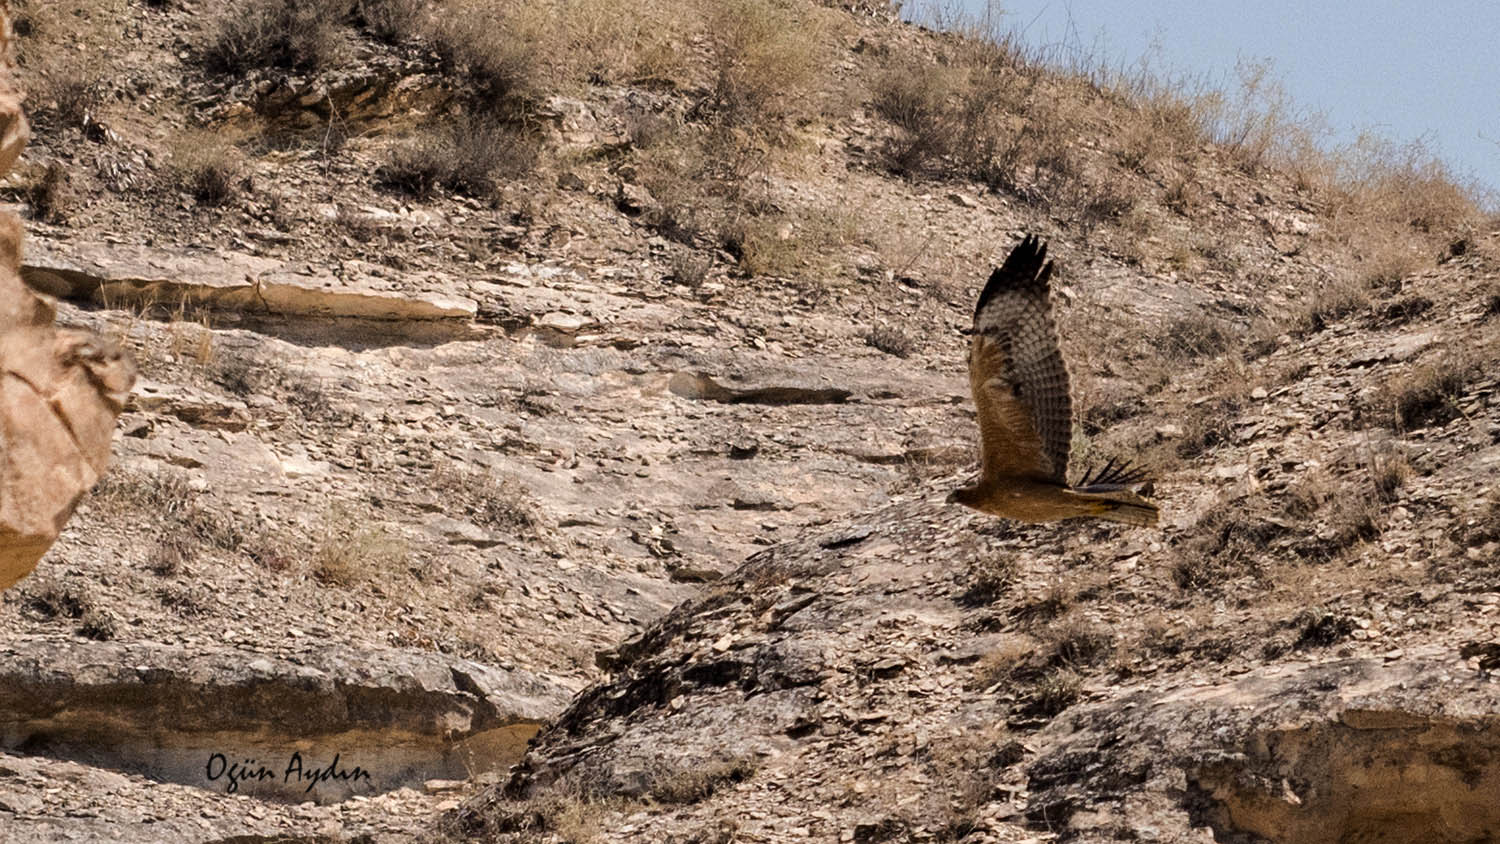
1, 0, 1495, 841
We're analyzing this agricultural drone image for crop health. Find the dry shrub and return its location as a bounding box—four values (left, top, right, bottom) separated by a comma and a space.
1110, 68, 1210, 169
25, 161, 72, 224
354, 0, 426, 43
648, 756, 757, 805
873, 47, 1036, 191
1376, 351, 1482, 431
30, 67, 106, 130
426, 1, 548, 117
872, 61, 964, 175
1327, 135, 1481, 237
430, 464, 547, 534
91, 468, 243, 553
167, 129, 243, 206
1197, 59, 1310, 173
669, 252, 712, 288
703, 0, 825, 131
865, 325, 916, 358
958, 553, 1016, 607
198, 0, 353, 74
1297, 273, 1370, 334
312, 510, 410, 587
381, 115, 538, 198
1114, 94, 1202, 173
1157, 313, 1235, 361
720, 206, 856, 279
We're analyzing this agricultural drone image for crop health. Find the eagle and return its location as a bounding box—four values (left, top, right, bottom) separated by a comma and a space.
947, 235, 1159, 527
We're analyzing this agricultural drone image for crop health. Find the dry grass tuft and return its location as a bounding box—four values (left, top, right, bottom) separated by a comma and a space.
1366, 442, 1412, 503
311, 508, 411, 587
719, 206, 858, 279
864, 325, 917, 358
25, 161, 73, 224
354, 0, 426, 44
91, 468, 242, 554
198, 0, 353, 74
430, 464, 548, 535
426, 4, 546, 115
1157, 312, 1235, 361
668, 252, 713, 288
648, 756, 757, 805
380, 116, 538, 199
167, 129, 243, 207
1374, 350, 1483, 431
958, 553, 1017, 607
702, 0, 824, 131
1297, 273, 1370, 334
30, 66, 106, 130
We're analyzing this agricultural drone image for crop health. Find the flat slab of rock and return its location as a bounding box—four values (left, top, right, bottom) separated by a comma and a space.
0, 637, 572, 803
23, 240, 478, 321
668, 371, 852, 405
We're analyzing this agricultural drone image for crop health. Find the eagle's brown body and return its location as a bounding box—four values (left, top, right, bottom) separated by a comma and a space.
949, 478, 1156, 526
949, 235, 1159, 527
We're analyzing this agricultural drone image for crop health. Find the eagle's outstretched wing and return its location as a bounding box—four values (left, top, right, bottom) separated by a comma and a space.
968, 235, 1072, 484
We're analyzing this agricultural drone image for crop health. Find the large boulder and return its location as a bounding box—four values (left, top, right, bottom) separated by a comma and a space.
0, 5, 134, 589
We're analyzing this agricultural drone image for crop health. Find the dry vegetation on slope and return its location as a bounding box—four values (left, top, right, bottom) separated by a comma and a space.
0, 0, 1497, 840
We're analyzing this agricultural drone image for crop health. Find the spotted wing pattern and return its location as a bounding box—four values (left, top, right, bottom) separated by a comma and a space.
968, 235, 1072, 484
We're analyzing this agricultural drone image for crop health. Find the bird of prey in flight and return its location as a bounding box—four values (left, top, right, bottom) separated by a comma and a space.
948, 235, 1159, 527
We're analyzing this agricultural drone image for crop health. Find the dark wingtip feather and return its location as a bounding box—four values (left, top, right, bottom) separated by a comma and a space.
975, 234, 1053, 320
1075, 457, 1152, 491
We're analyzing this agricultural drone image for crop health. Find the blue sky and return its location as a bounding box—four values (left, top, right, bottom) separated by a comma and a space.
914, 0, 1500, 194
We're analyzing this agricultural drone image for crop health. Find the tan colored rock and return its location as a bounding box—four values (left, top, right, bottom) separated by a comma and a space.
1, 248, 135, 588
0, 7, 134, 589
23, 240, 479, 322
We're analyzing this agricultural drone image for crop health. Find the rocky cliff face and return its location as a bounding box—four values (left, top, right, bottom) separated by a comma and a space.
463, 233, 1499, 841
0, 3, 133, 590
0, 0, 1494, 841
